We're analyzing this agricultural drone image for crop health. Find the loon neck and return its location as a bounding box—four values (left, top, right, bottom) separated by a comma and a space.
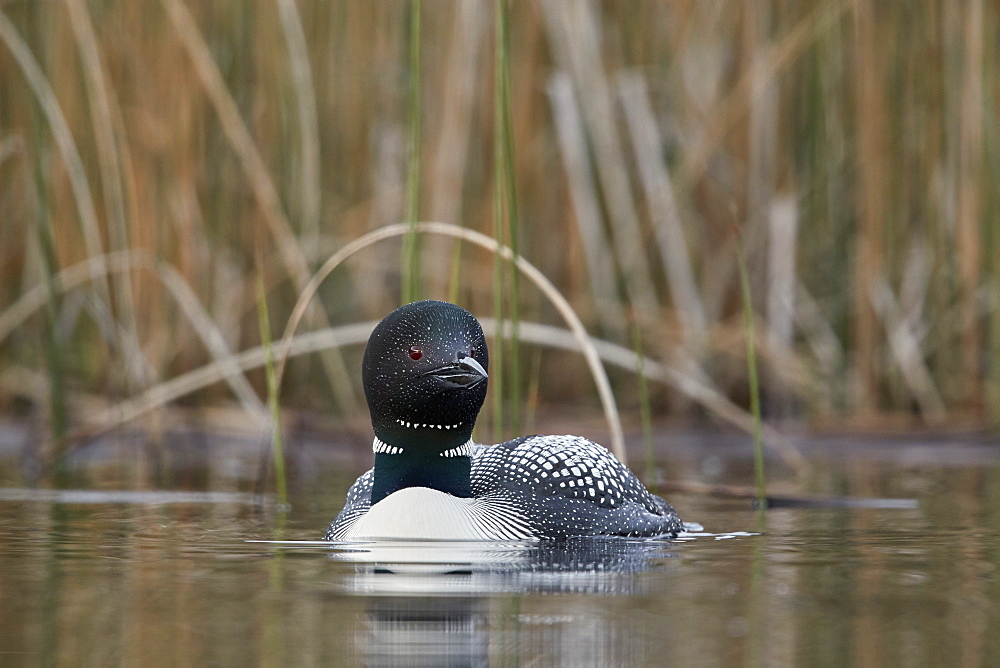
370, 437, 474, 504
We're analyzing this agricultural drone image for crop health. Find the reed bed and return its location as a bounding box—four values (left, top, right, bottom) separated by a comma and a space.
0, 1, 997, 475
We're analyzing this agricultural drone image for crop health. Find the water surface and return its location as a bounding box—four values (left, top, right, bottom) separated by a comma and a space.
0, 429, 997, 666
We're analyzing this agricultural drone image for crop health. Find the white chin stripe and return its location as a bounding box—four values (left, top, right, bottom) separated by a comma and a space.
439, 439, 474, 457
372, 438, 403, 455
371, 437, 474, 457
395, 419, 463, 430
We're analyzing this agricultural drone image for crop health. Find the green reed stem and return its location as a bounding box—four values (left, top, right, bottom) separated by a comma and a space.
987, 23, 1000, 426
490, 0, 508, 442
630, 320, 655, 485
989, 210, 1000, 424
737, 234, 766, 506
33, 150, 67, 452
497, 0, 521, 435
401, 0, 422, 304
489, 0, 522, 440
256, 271, 288, 511
491, 201, 506, 442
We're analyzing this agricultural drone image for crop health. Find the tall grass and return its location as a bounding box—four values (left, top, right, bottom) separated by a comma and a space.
33, 144, 67, 451
401, 0, 422, 305
0, 1, 997, 465
256, 267, 288, 510
737, 232, 767, 505
491, 0, 521, 442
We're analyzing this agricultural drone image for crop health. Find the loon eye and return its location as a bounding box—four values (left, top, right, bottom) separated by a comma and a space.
468, 347, 476, 359
408, 346, 423, 361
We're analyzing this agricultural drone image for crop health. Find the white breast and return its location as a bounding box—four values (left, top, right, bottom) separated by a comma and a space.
341, 487, 535, 541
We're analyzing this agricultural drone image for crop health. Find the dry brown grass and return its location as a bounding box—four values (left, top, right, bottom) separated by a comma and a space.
1, 0, 997, 451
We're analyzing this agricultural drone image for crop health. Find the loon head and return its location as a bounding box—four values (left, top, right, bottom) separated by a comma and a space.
363, 300, 488, 454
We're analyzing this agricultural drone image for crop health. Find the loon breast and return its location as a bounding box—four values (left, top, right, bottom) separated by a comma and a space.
338, 487, 534, 541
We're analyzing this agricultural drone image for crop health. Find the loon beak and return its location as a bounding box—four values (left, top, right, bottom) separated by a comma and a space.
423, 356, 488, 388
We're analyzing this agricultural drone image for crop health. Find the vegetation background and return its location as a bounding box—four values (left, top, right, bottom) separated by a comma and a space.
1, 1, 997, 471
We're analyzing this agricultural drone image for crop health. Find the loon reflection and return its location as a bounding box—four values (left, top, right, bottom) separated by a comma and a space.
327, 537, 680, 665
329, 537, 673, 596
329, 536, 679, 595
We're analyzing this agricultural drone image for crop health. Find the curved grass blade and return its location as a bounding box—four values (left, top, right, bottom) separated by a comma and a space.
276, 221, 628, 462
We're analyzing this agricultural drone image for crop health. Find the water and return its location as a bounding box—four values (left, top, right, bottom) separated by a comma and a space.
0, 429, 998, 666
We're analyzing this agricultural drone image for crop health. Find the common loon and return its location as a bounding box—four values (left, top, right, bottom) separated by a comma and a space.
324, 300, 683, 541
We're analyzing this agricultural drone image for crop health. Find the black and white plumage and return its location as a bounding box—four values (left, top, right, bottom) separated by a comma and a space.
325, 300, 682, 541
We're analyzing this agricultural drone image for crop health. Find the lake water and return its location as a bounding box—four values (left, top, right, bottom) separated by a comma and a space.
0, 427, 997, 666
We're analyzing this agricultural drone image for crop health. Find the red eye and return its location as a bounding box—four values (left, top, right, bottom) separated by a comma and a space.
409, 346, 423, 360
468, 347, 476, 359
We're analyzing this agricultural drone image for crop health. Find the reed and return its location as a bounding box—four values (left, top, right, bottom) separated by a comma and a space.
161, 0, 357, 414
547, 73, 626, 336
274, 221, 628, 461
1, 251, 267, 426
429, 1, 484, 299
80, 315, 810, 474
490, 168, 506, 443
737, 232, 767, 505
276, 0, 321, 253
0, 6, 115, 378
65, 0, 148, 393
401, 0, 422, 304
0, 0, 996, 454
500, 0, 521, 437
33, 149, 68, 451
492, 0, 521, 440
851, 0, 886, 418
987, 0, 1000, 424
256, 267, 288, 511
630, 321, 655, 484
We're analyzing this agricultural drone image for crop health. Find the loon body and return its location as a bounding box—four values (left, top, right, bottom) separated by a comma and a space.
325, 300, 682, 541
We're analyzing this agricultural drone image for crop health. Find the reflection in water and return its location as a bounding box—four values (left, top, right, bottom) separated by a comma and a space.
328, 538, 677, 591
361, 593, 648, 667
363, 596, 489, 667
322, 538, 680, 666
0, 432, 998, 665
